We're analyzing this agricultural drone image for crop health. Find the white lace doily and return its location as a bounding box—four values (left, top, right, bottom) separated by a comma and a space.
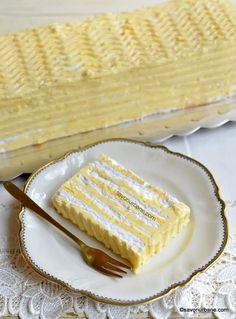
1, 235, 236, 319
0, 179, 236, 319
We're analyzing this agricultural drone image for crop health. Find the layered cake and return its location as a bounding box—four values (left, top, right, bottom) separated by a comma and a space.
1, 0, 236, 153
52, 155, 190, 270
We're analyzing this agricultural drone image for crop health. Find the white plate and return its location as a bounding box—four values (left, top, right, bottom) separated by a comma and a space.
19, 139, 228, 305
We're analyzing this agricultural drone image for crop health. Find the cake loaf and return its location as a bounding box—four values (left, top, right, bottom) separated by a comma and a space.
1, 0, 236, 152
52, 155, 190, 270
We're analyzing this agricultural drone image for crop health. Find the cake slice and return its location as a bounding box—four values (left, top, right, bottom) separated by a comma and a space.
52, 154, 190, 271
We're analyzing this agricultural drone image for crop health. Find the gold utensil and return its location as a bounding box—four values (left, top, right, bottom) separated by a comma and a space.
4, 181, 130, 278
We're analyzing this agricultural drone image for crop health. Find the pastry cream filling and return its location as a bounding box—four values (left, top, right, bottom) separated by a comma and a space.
94, 161, 157, 198
90, 170, 167, 222
56, 189, 145, 251
74, 183, 150, 238
75, 183, 127, 223
78, 175, 158, 227
52, 154, 190, 270
1, 0, 236, 152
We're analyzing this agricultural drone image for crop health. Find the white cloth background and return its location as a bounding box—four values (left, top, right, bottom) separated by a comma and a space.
0, 122, 236, 319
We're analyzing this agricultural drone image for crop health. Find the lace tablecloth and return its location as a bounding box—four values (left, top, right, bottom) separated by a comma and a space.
1, 123, 236, 319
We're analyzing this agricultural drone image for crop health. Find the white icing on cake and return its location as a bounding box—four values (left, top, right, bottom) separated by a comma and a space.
79, 175, 158, 227
90, 169, 167, 221
95, 160, 157, 198
75, 182, 127, 222
56, 189, 145, 251
75, 181, 151, 237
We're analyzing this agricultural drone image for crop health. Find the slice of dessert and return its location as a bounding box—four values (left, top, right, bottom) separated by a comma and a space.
52, 154, 190, 271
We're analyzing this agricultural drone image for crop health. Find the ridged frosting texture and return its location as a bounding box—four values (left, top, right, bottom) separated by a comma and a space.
1, 0, 236, 152
52, 154, 190, 270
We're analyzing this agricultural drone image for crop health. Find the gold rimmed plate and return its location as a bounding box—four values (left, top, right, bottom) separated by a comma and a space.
19, 139, 228, 305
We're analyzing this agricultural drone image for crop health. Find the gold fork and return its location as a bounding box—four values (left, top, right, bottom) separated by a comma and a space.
4, 181, 131, 278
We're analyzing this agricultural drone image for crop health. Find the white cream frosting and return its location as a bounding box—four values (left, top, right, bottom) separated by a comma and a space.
56, 189, 145, 251
98, 157, 178, 210
90, 169, 167, 221
79, 175, 158, 227
75, 182, 127, 222
75, 179, 152, 238
95, 160, 157, 198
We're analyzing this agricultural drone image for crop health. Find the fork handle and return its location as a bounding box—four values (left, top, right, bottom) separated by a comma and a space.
4, 181, 86, 248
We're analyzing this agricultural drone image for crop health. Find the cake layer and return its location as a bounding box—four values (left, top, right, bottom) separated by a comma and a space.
52, 155, 190, 270
1, 0, 236, 152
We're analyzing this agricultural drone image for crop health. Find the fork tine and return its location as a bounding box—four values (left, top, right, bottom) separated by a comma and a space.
99, 267, 123, 278
105, 263, 127, 274
106, 256, 131, 269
